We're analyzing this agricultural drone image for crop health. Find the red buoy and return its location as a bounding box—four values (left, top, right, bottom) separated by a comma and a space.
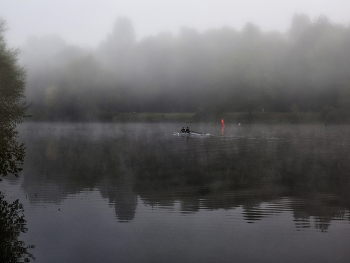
221, 119, 225, 127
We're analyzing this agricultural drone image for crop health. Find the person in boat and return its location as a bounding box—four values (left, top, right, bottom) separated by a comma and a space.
181, 127, 186, 133
186, 127, 190, 133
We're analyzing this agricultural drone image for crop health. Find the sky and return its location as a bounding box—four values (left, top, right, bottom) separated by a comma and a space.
2, 0, 350, 48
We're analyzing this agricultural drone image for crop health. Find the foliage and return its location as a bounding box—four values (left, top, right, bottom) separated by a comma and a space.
0, 18, 28, 178
20, 15, 350, 122
0, 192, 35, 262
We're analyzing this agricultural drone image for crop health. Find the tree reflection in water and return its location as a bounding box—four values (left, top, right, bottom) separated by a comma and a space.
0, 191, 35, 262
17, 123, 350, 229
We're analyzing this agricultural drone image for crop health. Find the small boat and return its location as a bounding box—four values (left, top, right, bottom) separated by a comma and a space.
173, 131, 210, 137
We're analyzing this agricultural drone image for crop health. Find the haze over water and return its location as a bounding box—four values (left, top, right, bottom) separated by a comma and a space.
2, 1, 350, 261
2, 122, 350, 262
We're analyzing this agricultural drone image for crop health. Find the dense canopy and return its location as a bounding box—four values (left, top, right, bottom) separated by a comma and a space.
0, 18, 27, 178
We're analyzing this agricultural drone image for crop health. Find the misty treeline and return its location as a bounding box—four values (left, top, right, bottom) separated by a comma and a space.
22, 14, 350, 122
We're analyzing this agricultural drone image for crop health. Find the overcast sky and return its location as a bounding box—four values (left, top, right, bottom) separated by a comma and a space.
2, 0, 350, 48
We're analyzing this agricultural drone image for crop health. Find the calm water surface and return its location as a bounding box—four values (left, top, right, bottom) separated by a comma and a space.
2, 122, 350, 263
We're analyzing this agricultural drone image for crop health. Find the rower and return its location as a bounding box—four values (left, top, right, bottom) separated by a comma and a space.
181, 127, 185, 133
186, 127, 190, 133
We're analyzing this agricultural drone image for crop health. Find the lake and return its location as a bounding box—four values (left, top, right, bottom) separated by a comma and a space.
1, 122, 350, 263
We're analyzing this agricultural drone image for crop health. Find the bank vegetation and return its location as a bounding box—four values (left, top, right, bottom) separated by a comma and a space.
19, 14, 350, 124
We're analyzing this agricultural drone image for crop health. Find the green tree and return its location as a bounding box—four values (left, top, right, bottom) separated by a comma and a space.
0, 18, 28, 178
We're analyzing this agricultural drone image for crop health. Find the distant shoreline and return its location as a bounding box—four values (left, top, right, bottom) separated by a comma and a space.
24, 111, 331, 124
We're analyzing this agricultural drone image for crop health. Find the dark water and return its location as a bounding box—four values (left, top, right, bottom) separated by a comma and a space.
2, 122, 350, 263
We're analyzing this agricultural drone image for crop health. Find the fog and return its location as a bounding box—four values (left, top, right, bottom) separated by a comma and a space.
3, 0, 350, 48
2, 0, 350, 122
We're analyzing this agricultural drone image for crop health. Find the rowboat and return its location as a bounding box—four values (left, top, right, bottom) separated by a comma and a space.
173, 131, 210, 137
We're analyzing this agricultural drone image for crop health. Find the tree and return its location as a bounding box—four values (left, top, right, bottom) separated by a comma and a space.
289, 14, 312, 41
111, 16, 136, 48
0, 192, 35, 262
0, 18, 28, 178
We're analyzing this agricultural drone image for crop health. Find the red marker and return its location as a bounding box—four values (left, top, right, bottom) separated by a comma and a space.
221, 119, 225, 135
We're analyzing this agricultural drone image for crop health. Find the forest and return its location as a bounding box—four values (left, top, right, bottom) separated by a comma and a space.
21, 14, 350, 123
